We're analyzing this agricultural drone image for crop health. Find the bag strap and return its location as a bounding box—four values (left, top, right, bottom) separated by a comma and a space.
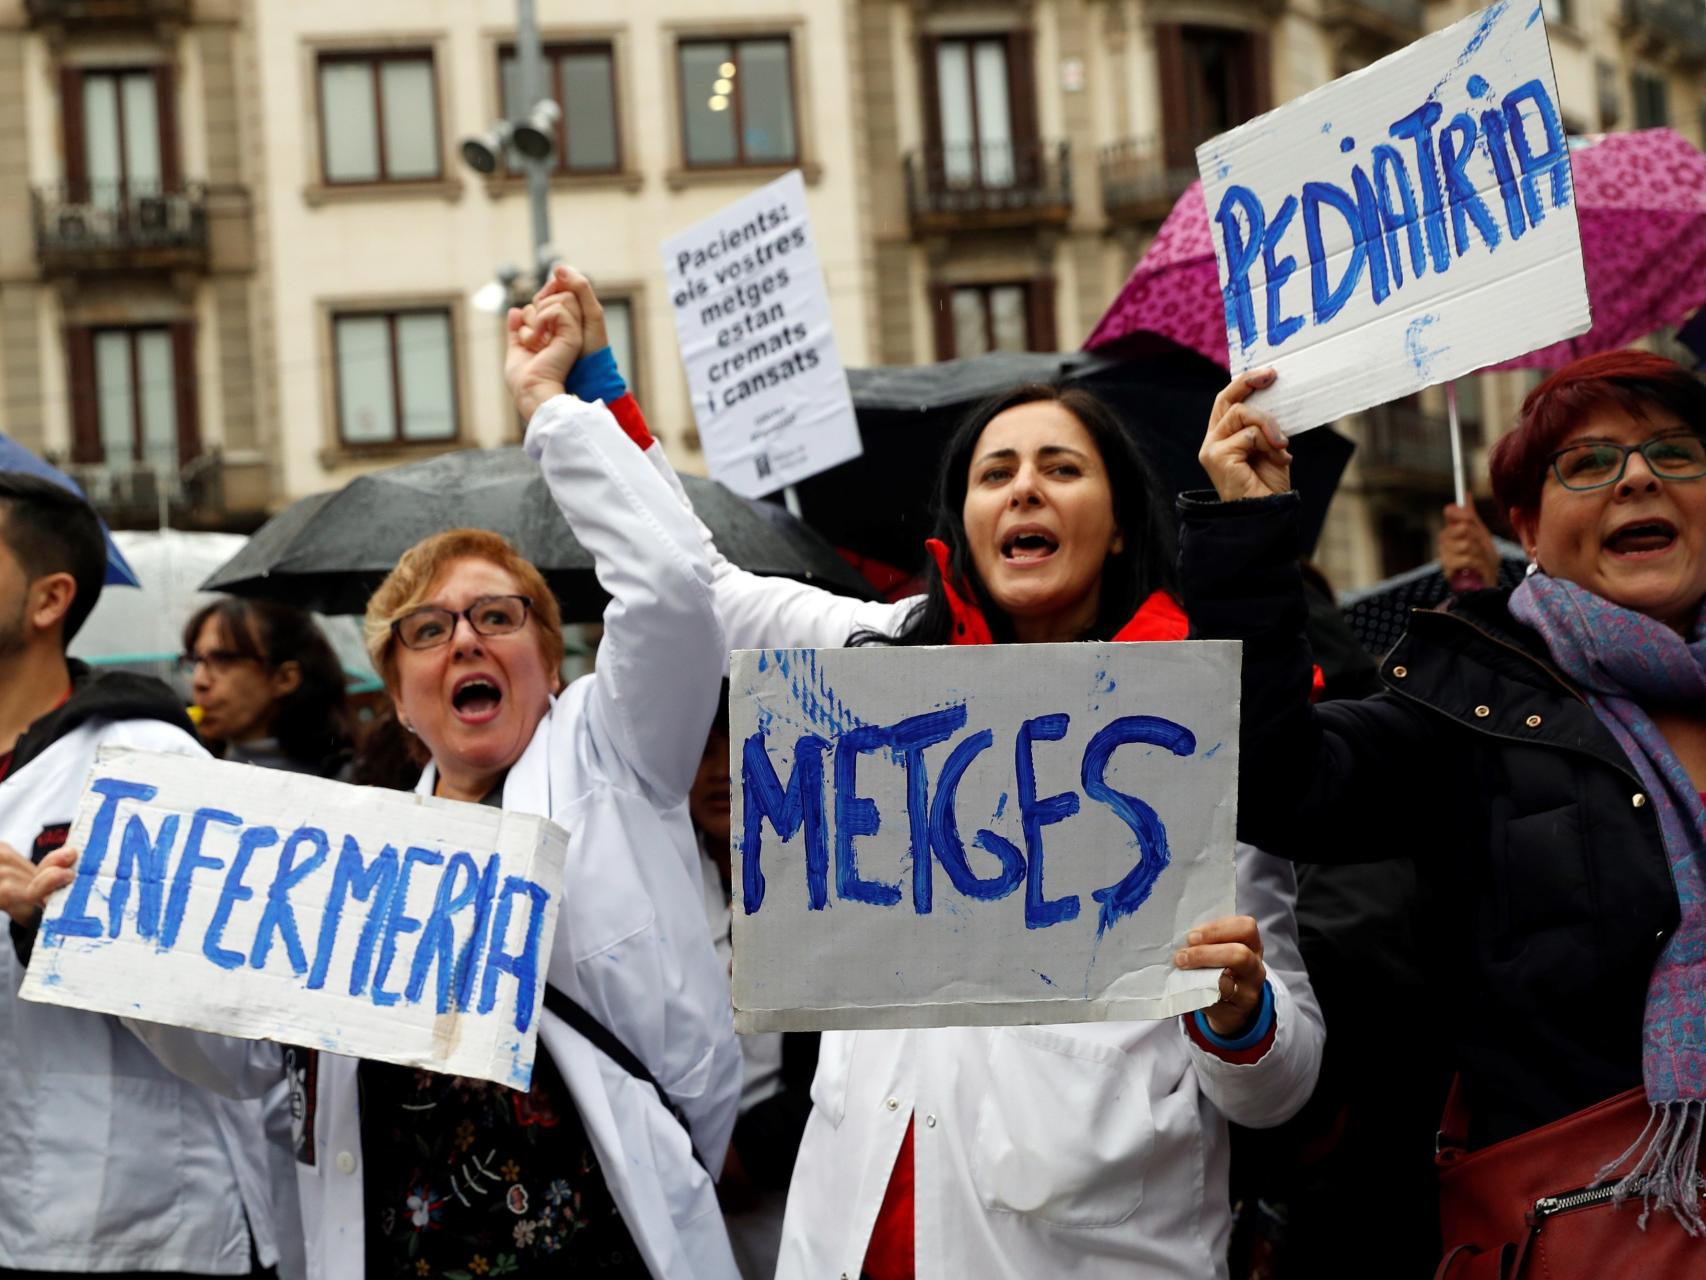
542, 983, 709, 1173
1436, 1072, 1471, 1161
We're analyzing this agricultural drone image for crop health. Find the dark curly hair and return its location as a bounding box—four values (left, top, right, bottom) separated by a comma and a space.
869, 383, 1178, 647
183, 598, 354, 775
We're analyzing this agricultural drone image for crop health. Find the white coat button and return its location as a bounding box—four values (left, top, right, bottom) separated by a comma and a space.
925, 1114, 938, 1128
335, 1151, 356, 1174
1634, 793, 1648, 808
885, 1097, 899, 1111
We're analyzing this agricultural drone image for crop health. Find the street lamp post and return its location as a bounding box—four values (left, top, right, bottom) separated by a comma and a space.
460, 0, 559, 296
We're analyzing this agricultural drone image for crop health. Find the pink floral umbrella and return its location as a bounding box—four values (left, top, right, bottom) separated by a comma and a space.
1085, 128, 1706, 373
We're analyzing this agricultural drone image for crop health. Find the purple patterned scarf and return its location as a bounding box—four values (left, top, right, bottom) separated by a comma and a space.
1510, 572, 1706, 1231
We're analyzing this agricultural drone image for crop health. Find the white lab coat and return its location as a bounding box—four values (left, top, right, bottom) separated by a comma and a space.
131, 397, 743, 1280
1, 717, 287, 1275
634, 436, 1325, 1277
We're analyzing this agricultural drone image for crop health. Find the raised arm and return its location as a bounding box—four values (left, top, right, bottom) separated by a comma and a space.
1181, 373, 1449, 863
523, 267, 916, 654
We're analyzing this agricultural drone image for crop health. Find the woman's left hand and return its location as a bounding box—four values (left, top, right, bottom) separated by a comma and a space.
1174, 914, 1266, 1038
505, 290, 584, 422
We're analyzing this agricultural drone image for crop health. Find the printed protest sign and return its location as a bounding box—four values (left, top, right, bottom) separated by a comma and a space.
663, 170, 863, 497
21, 748, 568, 1087
1200, 2, 1589, 434
730, 642, 1240, 1031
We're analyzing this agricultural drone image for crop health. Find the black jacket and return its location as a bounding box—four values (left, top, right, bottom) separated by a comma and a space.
1180, 492, 1677, 1147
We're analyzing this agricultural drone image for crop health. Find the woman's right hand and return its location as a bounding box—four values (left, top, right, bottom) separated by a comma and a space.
1200, 368, 1293, 502
0, 845, 77, 928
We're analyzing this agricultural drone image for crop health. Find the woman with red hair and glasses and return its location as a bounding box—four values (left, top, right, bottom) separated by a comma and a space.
1183, 350, 1706, 1273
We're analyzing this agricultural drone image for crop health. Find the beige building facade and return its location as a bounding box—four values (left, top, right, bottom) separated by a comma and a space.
0, 0, 1702, 589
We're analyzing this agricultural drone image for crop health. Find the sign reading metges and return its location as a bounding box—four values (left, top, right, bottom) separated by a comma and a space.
1200, 2, 1589, 435
22, 748, 568, 1088
730, 643, 1240, 1032
663, 169, 863, 498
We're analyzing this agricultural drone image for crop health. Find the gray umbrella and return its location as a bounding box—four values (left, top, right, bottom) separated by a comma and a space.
202, 446, 875, 619
1337, 539, 1528, 659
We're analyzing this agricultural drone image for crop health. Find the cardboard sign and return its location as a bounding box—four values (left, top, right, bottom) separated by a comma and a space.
729, 643, 1240, 1031
21, 748, 568, 1087
1199, 2, 1589, 434
663, 170, 863, 497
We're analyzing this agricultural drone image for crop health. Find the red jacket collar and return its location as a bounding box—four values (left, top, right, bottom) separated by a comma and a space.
924, 538, 1188, 646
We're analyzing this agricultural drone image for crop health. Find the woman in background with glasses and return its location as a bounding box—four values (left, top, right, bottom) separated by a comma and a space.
123, 288, 743, 1280
1182, 349, 1706, 1270
180, 598, 354, 779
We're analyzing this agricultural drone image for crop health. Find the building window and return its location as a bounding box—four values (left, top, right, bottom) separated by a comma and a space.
318, 53, 441, 184
677, 37, 797, 167
937, 282, 1055, 359
73, 325, 194, 473
78, 69, 166, 198
499, 43, 620, 173
1632, 69, 1669, 129
1156, 25, 1268, 170
333, 310, 458, 445
932, 36, 1021, 188
603, 297, 637, 396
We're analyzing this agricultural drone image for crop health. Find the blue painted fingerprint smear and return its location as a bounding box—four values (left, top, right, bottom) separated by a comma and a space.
1405, 313, 1446, 381
1467, 74, 1492, 100
1528, 2, 1543, 26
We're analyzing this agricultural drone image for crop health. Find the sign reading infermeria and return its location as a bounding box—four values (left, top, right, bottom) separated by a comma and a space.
1200, 2, 1590, 435
22, 748, 568, 1088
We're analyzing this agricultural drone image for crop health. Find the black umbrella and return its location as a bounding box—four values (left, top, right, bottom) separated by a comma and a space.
801, 344, 1355, 571
202, 446, 876, 619
1337, 540, 1528, 659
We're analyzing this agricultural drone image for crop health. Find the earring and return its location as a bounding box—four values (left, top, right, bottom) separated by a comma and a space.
1525, 561, 1541, 577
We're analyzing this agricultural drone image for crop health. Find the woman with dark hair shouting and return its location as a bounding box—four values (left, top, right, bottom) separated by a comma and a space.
1184, 351, 1706, 1275
518, 268, 1323, 1280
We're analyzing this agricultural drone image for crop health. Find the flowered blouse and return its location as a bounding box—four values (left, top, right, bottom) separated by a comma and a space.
359, 1048, 647, 1279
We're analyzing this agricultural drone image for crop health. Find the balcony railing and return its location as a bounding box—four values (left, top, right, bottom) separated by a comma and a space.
1100, 137, 1200, 222
1321, 0, 1426, 39
24, 0, 190, 26
905, 140, 1072, 234
33, 181, 209, 275
1623, 0, 1706, 63
1359, 403, 1456, 483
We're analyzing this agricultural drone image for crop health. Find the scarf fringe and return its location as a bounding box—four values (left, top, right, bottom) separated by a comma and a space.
1595, 1100, 1706, 1234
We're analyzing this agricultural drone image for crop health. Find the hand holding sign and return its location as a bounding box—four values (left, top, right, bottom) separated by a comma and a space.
1174, 913, 1266, 1037
0, 842, 73, 929
1200, 369, 1293, 503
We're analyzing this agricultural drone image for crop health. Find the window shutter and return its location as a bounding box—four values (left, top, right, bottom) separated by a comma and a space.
1007, 30, 1038, 142
171, 321, 199, 468
931, 284, 956, 361
921, 36, 943, 147
60, 66, 86, 197
1027, 278, 1057, 352
155, 63, 182, 189
65, 327, 101, 464
1242, 31, 1273, 121
1155, 24, 1190, 171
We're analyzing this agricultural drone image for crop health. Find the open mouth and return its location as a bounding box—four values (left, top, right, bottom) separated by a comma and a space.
450, 675, 504, 722
1001, 529, 1059, 562
1605, 519, 1678, 556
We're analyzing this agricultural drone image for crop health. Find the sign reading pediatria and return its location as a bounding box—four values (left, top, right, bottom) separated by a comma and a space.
21, 748, 568, 1088
1199, 2, 1590, 435
662, 170, 863, 497
729, 643, 1240, 1032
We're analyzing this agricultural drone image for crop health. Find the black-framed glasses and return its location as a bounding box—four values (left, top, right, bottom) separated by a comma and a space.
1548, 432, 1706, 491
175, 648, 255, 675
391, 595, 533, 651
